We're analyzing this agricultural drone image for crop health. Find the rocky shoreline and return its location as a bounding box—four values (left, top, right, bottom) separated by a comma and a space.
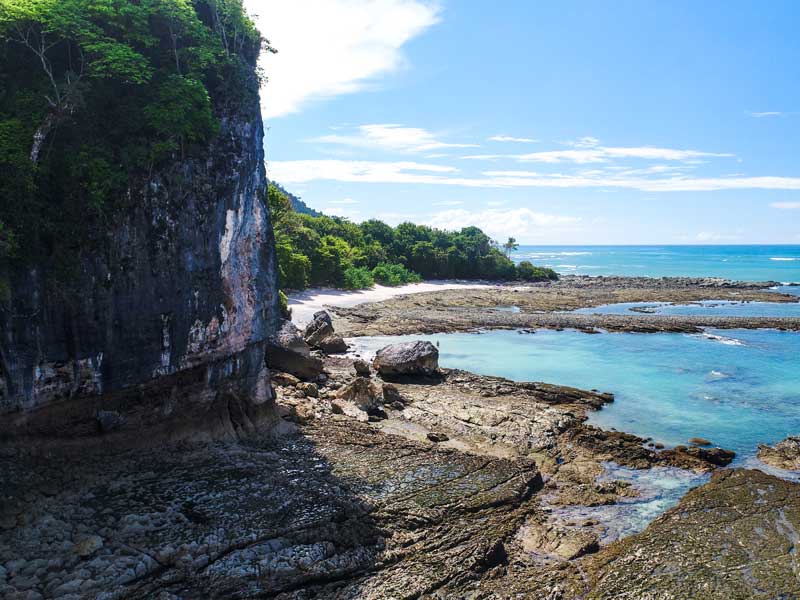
2, 307, 798, 599
330, 276, 800, 336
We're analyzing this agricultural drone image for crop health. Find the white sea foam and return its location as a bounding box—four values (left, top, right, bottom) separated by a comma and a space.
703, 333, 745, 346
770, 257, 799, 261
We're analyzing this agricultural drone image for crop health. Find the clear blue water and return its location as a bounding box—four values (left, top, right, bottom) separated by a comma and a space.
573, 299, 800, 317
351, 329, 800, 461
514, 245, 800, 282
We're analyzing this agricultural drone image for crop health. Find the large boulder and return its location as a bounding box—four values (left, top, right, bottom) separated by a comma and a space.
373, 341, 439, 377
266, 321, 323, 380
318, 335, 348, 354
302, 310, 348, 354
303, 311, 335, 347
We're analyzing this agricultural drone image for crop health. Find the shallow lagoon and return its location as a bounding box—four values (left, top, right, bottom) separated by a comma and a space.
350, 326, 800, 535
351, 328, 800, 459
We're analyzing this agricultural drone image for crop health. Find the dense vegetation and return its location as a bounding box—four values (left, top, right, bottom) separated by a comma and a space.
0, 0, 268, 297
268, 183, 558, 291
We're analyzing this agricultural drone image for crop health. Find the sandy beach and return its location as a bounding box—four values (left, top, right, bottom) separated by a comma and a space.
288, 280, 494, 326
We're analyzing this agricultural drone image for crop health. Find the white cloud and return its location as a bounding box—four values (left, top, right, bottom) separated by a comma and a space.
750, 111, 783, 117
461, 142, 732, 164
489, 135, 538, 143
432, 200, 463, 206
249, 0, 440, 119
426, 208, 580, 241
313, 124, 478, 153
771, 201, 800, 209
514, 146, 733, 164
695, 231, 740, 242
566, 136, 601, 148
269, 159, 800, 192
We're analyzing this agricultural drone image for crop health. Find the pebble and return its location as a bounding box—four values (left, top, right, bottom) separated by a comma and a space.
75, 535, 103, 558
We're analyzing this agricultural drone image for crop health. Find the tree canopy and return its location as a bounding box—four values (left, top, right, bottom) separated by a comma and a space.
0, 0, 267, 296
268, 183, 558, 291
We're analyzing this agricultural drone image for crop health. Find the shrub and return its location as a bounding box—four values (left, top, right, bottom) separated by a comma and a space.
371, 262, 422, 286
517, 261, 559, 281
342, 266, 374, 290
278, 290, 291, 319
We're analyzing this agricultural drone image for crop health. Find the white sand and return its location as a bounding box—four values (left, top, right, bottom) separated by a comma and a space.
288, 280, 493, 327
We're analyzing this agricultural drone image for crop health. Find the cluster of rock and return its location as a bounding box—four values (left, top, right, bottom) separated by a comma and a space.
265, 310, 350, 381
757, 435, 800, 470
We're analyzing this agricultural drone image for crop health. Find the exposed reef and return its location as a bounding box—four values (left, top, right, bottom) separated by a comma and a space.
331, 276, 800, 336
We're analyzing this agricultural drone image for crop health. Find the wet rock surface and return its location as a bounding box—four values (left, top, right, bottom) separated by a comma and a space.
0, 355, 795, 599
580, 468, 800, 599
332, 276, 800, 336
758, 435, 800, 470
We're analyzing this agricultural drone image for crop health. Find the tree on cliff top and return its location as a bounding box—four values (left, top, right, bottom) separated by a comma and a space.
0, 0, 268, 290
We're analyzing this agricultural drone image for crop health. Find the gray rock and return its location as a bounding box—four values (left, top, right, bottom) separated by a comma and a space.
317, 335, 348, 354
353, 359, 371, 377
96, 411, 125, 434
336, 378, 380, 413
75, 536, 103, 558
373, 341, 439, 377
266, 321, 323, 380
303, 311, 335, 347
297, 382, 319, 398
427, 432, 449, 443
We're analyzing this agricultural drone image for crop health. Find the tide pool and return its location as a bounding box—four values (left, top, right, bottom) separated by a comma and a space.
350, 328, 800, 461
350, 327, 800, 536
572, 299, 800, 317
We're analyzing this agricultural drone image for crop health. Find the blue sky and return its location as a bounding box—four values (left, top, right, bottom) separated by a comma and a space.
249, 0, 800, 244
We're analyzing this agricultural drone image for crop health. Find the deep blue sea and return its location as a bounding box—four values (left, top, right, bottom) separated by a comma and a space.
514, 245, 800, 282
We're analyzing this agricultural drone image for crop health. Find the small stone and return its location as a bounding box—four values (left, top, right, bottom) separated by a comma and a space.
96, 411, 125, 434
353, 359, 371, 376
297, 382, 319, 398
272, 372, 300, 387
689, 437, 712, 446
75, 535, 103, 558
427, 432, 449, 443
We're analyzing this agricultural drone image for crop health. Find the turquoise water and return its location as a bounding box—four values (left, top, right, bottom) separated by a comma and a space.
515, 245, 800, 282
573, 299, 800, 317
351, 329, 800, 461
350, 327, 800, 535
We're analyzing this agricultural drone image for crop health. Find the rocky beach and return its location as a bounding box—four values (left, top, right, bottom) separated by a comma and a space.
2, 4, 799, 596
2, 277, 799, 599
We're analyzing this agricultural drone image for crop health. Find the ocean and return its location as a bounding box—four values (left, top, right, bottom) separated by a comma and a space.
513, 245, 800, 282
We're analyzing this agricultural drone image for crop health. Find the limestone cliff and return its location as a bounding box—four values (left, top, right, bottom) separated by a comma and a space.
0, 82, 279, 443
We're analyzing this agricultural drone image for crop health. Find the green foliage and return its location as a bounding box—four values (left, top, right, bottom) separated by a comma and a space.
268, 183, 559, 291
517, 260, 558, 282
278, 289, 291, 319
371, 262, 422, 286
276, 240, 311, 290
342, 266, 374, 290
0, 0, 266, 282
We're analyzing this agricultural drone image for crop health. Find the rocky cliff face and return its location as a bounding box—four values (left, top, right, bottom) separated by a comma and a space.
0, 90, 279, 444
